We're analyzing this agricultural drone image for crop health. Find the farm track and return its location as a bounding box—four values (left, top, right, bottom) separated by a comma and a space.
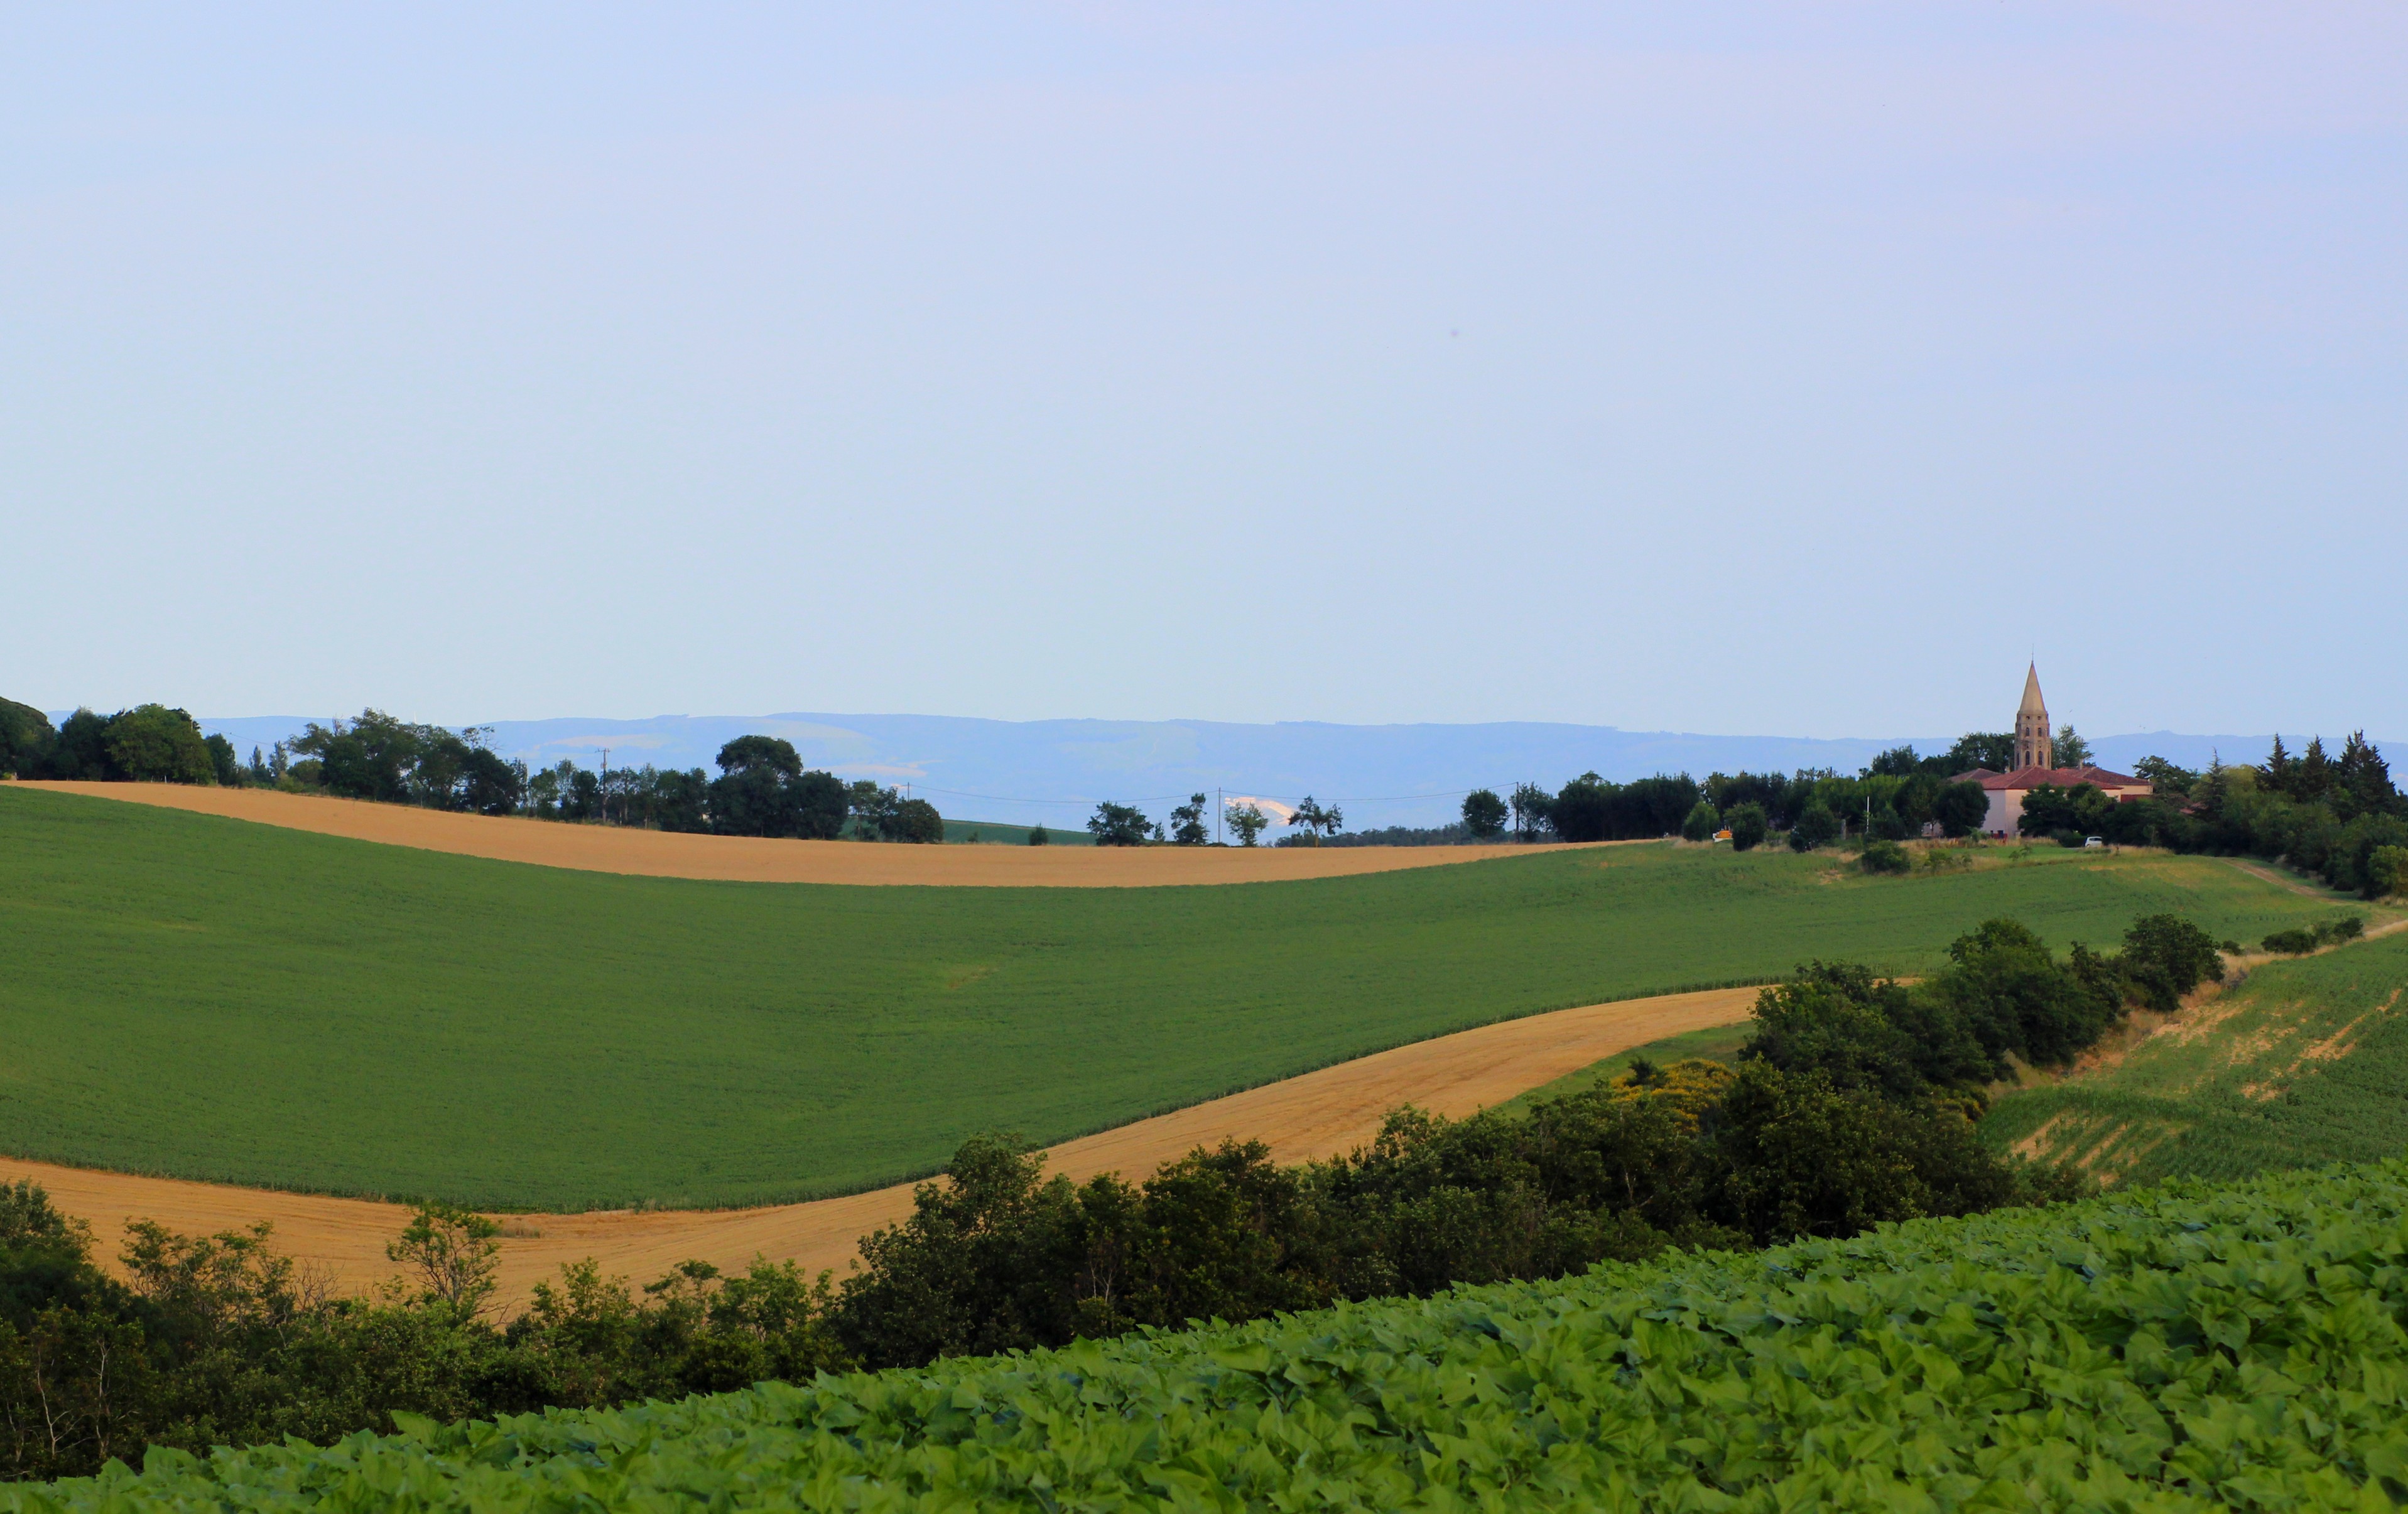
0, 987, 1760, 1309
10, 782, 1580, 887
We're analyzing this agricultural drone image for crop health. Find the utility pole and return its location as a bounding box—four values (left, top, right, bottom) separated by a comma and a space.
1217, 787, 1223, 846
600, 747, 610, 826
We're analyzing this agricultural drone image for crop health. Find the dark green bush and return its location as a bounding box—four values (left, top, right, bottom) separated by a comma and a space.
1788, 803, 1841, 852
1858, 838, 1910, 874
2262, 928, 2319, 956
1725, 803, 1768, 852
2118, 914, 2225, 1013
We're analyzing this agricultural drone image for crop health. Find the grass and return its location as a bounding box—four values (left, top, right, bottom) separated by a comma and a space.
0, 787, 2342, 1211
1981, 924, 2408, 1186
1494, 1020, 1758, 1117
940, 817, 1092, 845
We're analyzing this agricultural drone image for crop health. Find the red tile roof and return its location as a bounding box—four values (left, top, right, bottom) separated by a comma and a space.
1950, 764, 2147, 792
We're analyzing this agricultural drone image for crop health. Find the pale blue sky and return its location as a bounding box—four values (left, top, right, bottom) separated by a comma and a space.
7, 4, 2402, 740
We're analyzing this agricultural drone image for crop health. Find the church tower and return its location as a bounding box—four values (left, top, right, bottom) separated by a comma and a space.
2014, 663, 2053, 771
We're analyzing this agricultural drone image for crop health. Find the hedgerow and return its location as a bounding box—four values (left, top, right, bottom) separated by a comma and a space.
15, 1158, 2408, 1511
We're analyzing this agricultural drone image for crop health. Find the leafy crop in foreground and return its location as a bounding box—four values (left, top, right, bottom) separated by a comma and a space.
16, 1161, 2408, 1511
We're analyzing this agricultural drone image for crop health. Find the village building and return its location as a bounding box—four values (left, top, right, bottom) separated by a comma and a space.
1951, 664, 2152, 836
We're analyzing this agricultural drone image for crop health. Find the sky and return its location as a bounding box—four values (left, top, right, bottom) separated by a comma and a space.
6, 3, 2403, 741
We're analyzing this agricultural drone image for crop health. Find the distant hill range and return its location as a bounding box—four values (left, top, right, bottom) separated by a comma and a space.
150, 713, 2385, 831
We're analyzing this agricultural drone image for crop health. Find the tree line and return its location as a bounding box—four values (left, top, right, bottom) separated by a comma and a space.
0, 699, 239, 788
1446, 732, 2018, 852
13, 698, 2398, 887
2014, 733, 2404, 897
4, 907, 2248, 1480
0, 700, 945, 843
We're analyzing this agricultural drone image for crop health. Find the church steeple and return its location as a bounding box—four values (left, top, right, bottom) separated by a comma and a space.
2014, 663, 2053, 771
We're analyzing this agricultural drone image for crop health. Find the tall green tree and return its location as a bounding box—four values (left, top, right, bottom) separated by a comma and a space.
1460, 789, 1507, 841
1223, 802, 1270, 847
47, 708, 116, 779
103, 705, 215, 784
1943, 732, 2016, 772
1086, 801, 1152, 846
710, 737, 845, 839
0, 698, 55, 778
1509, 782, 1552, 841
846, 781, 899, 840
1288, 796, 1343, 840
1933, 779, 1991, 838
1168, 794, 1212, 846
884, 798, 943, 843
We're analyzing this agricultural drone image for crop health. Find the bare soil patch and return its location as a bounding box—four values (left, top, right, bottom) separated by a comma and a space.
0, 987, 1757, 1309
13, 782, 1580, 887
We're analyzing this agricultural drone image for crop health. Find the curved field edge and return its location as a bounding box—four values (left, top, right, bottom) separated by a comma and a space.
6, 781, 1562, 886
1982, 924, 2408, 1186
1, 986, 1767, 1309
17, 1159, 2408, 1511
0, 786, 2342, 1211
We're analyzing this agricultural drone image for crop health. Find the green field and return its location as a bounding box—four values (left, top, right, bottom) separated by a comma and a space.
21, 1158, 2408, 1511
940, 816, 1093, 845
1983, 926, 2408, 1185
1495, 1019, 1758, 1116
0, 787, 2341, 1210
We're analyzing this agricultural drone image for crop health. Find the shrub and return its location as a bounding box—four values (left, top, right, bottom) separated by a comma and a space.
27, 1159, 2408, 1514
2053, 828, 2086, 849
1788, 803, 1841, 852
1027, 824, 1049, 845
1933, 779, 1990, 838
1725, 803, 1768, 852
2316, 914, 2365, 944
1858, 839, 1910, 874
2262, 927, 2319, 956
1679, 800, 1720, 843
2370, 844, 2408, 900
2117, 913, 2225, 1012
882, 798, 944, 844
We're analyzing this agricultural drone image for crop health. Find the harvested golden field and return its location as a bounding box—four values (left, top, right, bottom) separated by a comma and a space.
1, 985, 1759, 1310
10, 781, 1559, 885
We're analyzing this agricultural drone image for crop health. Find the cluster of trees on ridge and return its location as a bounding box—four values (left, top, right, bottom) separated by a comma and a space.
0, 700, 945, 844
2015, 733, 2406, 899
9, 694, 2401, 890
2, 905, 2302, 1481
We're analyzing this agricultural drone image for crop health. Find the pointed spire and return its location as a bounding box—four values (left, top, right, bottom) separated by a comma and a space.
2019, 662, 2047, 718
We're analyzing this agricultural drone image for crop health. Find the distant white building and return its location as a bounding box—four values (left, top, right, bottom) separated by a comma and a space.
1951, 664, 2152, 836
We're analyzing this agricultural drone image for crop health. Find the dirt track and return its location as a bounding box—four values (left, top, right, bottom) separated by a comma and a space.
11, 782, 1574, 886
0, 986, 1758, 1308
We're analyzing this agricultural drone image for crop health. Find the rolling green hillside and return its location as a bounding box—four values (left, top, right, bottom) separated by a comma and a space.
940, 816, 1093, 845
0, 787, 2338, 1210
16, 1158, 2408, 1511
1982, 927, 2408, 1185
